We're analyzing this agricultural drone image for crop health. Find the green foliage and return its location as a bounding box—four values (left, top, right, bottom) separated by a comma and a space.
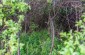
10, 12, 85, 55
59, 13, 85, 55
30, 22, 38, 31
47, 0, 52, 4
0, 0, 29, 55
20, 30, 51, 55
0, 0, 85, 55
19, 29, 63, 55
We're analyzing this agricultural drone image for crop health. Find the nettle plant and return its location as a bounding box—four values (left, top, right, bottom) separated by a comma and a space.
0, 0, 30, 55
59, 13, 85, 55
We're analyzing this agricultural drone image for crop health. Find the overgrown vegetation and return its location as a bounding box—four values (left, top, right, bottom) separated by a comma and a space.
0, 0, 29, 55
19, 14, 85, 55
0, 0, 85, 55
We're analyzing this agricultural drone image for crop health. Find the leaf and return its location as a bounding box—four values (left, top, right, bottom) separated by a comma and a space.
47, 0, 52, 3
79, 45, 85, 54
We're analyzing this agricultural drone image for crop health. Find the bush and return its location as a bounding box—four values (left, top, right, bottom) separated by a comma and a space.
59, 13, 85, 55
0, 0, 29, 55
19, 13, 85, 55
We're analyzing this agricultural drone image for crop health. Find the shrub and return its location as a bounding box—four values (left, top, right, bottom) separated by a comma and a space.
59, 13, 85, 55
0, 0, 29, 55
